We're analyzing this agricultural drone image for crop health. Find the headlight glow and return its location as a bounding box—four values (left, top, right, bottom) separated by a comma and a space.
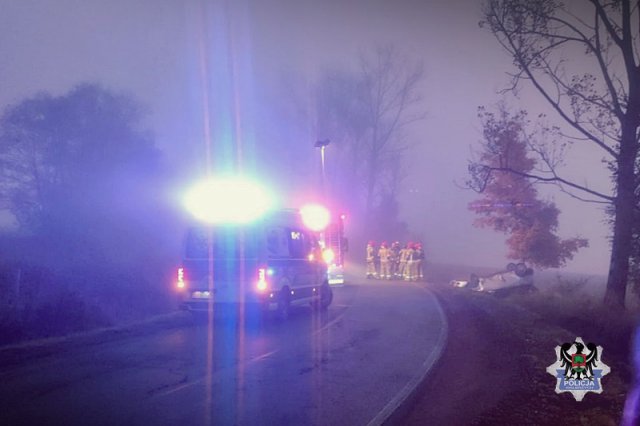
300, 203, 331, 231
183, 177, 273, 224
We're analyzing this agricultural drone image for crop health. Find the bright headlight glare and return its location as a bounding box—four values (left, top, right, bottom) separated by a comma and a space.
300, 203, 331, 231
184, 177, 273, 224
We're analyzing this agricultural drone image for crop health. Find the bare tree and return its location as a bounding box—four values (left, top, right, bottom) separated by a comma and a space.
315, 45, 425, 218
481, 0, 640, 307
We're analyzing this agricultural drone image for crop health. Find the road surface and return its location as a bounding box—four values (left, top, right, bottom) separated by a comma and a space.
0, 278, 446, 426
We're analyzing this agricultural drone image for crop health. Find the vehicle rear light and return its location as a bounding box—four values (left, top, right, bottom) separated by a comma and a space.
257, 268, 268, 291
177, 267, 185, 289
322, 248, 335, 264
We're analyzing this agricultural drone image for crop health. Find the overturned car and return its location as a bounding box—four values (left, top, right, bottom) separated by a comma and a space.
450, 262, 536, 296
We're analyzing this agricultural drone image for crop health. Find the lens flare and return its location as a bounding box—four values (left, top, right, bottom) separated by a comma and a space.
184, 177, 273, 223
322, 248, 335, 264
300, 203, 330, 231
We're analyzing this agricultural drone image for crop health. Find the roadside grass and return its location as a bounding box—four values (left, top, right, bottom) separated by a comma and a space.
430, 260, 640, 354
505, 274, 640, 355
441, 279, 632, 425
0, 259, 176, 346
461, 273, 638, 425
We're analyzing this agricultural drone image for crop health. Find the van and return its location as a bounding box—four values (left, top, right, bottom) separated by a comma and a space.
175, 209, 333, 319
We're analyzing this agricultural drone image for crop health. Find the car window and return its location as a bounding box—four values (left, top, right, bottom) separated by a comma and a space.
185, 226, 258, 259
266, 226, 289, 258
287, 228, 308, 259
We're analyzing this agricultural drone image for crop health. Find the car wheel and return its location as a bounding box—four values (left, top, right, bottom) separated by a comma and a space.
319, 283, 333, 310
276, 288, 291, 320
515, 262, 528, 277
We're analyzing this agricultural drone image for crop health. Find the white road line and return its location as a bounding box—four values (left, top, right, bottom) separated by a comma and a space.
366, 284, 449, 426
157, 310, 347, 398
312, 311, 347, 335
246, 349, 279, 364
158, 377, 206, 396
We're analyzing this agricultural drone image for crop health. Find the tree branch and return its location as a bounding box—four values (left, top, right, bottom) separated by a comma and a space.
501, 30, 619, 158
480, 165, 614, 202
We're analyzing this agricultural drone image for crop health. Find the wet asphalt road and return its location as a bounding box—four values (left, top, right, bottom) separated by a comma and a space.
0, 278, 445, 426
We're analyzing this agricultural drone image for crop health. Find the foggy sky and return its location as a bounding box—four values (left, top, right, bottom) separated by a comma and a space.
0, 0, 611, 274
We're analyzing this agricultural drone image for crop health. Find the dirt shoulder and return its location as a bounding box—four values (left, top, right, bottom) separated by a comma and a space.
399, 283, 631, 426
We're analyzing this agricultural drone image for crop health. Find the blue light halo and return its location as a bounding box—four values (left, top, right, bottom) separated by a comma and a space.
183, 176, 274, 224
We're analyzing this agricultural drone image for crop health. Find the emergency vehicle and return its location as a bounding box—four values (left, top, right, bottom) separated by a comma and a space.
319, 214, 347, 286
175, 208, 333, 319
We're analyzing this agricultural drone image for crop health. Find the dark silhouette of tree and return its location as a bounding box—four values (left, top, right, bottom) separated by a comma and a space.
0, 83, 160, 235
481, 0, 640, 307
469, 106, 588, 268
0, 83, 175, 326
314, 45, 425, 225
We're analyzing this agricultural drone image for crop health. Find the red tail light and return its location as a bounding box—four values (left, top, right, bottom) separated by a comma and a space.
322, 248, 335, 264
256, 267, 268, 291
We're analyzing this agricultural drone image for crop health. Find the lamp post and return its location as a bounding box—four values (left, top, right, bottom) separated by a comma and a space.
314, 139, 330, 193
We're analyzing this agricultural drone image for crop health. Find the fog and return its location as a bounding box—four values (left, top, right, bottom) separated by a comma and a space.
0, 0, 611, 275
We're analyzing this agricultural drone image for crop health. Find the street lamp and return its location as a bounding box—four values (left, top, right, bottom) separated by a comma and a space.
314, 139, 330, 191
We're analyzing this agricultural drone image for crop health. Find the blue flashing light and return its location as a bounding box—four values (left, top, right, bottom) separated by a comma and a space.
184, 177, 273, 224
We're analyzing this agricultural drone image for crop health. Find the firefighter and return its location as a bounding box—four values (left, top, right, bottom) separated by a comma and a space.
415, 243, 425, 280
398, 242, 409, 280
389, 241, 400, 279
378, 242, 391, 280
366, 241, 377, 278
405, 242, 416, 281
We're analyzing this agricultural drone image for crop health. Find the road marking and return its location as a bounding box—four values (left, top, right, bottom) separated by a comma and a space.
366, 285, 449, 426
157, 377, 206, 396
156, 348, 280, 398
155, 310, 347, 398
312, 311, 346, 335
246, 349, 278, 364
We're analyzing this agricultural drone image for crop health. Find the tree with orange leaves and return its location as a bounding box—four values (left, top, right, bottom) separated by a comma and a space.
468, 106, 588, 269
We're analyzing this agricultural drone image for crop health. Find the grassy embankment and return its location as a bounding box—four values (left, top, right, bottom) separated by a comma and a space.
449, 269, 638, 425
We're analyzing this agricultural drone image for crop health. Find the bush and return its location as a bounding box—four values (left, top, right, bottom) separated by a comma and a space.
549, 273, 589, 298
27, 290, 111, 338
0, 250, 176, 346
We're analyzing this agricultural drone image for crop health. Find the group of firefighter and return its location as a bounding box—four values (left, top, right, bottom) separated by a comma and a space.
365, 241, 425, 281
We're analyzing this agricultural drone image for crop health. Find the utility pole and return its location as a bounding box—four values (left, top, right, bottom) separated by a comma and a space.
314, 139, 330, 196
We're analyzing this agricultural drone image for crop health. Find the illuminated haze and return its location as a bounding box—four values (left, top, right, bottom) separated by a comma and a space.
0, 0, 611, 274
